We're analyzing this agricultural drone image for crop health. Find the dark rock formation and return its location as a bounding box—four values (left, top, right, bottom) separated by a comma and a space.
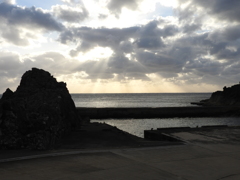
0, 68, 81, 150
192, 83, 240, 106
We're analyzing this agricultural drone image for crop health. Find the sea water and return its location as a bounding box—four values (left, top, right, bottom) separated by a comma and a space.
71, 93, 240, 138
1, 93, 239, 138
91, 117, 240, 138
71, 93, 211, 107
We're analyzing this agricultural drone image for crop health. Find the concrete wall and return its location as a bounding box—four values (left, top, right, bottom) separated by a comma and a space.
77, 106, 239, 119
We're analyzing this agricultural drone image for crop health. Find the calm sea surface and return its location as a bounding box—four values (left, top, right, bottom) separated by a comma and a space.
72, 93, 240, 138
1, 93, 239, 138
92, 117, 240, 138
71, 93, 211, 107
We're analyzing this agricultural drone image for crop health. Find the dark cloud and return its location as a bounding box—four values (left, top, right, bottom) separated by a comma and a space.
211, 25, 240, 42
119, 41, 134, 53
98, 14, 108, 20
182, 23, 201, 33
178, 0, 240, 22
206, 0, 240, 22
59, 26, 139, 56
135, 21, 163, 49
0, 2, 64, 46
107, 0, 143, 17
136, 36, 164, 49
221, 62, 240, 77
0, 2, 63, 31
161, 25, 179, 37
59, 20, 179, 57
53, 5, 88, 22
136, 50, 184, 74
135, 21, 178, 49
203, 25, 240, 61
184, 58, 223, 76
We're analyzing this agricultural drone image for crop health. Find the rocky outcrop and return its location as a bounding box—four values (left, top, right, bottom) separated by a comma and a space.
0, 68, 81, 150
192, 83, 240, 106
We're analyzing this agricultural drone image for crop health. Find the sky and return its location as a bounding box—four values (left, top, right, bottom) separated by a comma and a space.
0, 0, 240, 93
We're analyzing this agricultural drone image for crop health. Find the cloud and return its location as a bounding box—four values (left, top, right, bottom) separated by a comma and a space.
98, 14, 108, 20
178, 0, 240, 23
0, 0, 15, 4
59, 19, 179, 56
1, 26, 29, 46
182, 23, 201, 33
135, 21, 164, 49
136, 50, 184, 75
0, 51, 22, 77
107, 0, 143, 17
200, 0, 240, 22
0, 2, 64, 46
59, 26, 139, 56
53, 4, 88, 22
0, 2, 63, 31
61, 0, 82, 5
1, 0, 240, 92
134, 21, 178, 49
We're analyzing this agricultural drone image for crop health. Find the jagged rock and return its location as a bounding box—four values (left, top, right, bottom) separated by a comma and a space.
0, 68, 81, 150
192, 83, 240, 106
1, 88, 13, 100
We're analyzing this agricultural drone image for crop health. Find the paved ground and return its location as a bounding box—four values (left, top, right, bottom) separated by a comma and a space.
1, 128, 240, 180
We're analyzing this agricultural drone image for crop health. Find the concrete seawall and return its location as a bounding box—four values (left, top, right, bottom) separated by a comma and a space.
77, 106, 240, 119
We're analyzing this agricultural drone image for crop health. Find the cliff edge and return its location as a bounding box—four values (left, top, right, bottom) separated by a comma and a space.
192, 83, 240, 106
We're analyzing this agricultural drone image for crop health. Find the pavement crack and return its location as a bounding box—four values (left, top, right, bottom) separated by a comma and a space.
217, 173, 239, 180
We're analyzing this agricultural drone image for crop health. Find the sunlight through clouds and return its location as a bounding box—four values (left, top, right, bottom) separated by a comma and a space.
76, 47, 113, 61
0, 0, 240, 93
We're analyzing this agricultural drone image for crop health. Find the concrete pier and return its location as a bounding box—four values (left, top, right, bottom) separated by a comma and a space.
77, 106, 240, 119
144, 125, 231, 141
1, 126, 240, 180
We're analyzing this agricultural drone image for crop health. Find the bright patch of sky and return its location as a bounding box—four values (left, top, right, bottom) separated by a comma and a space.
16, 0, 63, 9
1, 0, 240, 93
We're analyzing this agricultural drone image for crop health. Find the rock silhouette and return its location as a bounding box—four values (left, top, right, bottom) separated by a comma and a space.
0, 68, 81, 150
193, 83, 240, 106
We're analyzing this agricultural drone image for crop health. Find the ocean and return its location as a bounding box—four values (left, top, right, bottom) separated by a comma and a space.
71, 93, 240, 138
0, 93, 211, 107
1, 93, 239, 138
71, 93, 211, 107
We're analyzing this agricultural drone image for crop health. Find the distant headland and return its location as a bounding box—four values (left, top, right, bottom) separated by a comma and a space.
191, 83, 240, 106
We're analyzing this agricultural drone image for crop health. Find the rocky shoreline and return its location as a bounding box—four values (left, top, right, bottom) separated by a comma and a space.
1, 68, 240, 152
192, 83, 240, 107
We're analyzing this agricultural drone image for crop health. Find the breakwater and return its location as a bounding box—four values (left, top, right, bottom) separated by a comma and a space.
77, 106, 239, 119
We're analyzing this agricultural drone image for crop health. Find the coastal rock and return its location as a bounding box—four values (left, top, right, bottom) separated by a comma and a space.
0, 68, 81, 150
192, 83, 240, 107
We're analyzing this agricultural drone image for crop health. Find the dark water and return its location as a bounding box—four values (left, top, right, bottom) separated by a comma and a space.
71, 93, 211, 107
0, 93, 211, 107
92, 117, 240, 138
2, 93, 239, 138
74, 93, 239, 138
